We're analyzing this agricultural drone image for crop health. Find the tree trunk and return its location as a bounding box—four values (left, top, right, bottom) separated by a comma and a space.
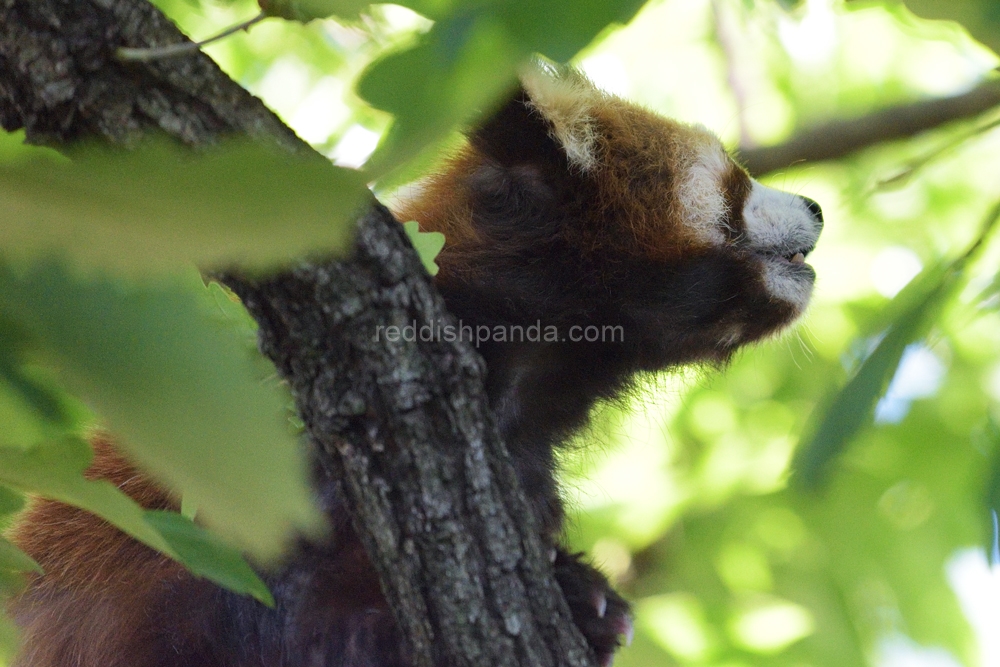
0, 2, 595, 666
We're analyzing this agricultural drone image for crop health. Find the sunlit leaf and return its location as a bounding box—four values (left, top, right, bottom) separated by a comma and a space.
846, 0, 1000, 51
975, 270, 1000, 311
874, 117, 1000, 191
0, 263, 323, 559
144, 510, 274, 606
402, 221, 445, 276
0, 139, 368, 275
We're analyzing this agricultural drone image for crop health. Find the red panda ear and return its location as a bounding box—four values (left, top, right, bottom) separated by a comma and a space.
470, 87, 568, 173
463, 86, 576, 230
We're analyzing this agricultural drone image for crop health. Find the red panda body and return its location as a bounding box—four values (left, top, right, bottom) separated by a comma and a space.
7, 65, 822, 667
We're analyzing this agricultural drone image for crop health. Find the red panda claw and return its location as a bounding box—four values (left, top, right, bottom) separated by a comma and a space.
593, 592, 608, 618
619, 615, 634, 647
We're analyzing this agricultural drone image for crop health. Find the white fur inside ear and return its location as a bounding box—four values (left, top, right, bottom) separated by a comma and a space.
521, 67, 600, 172
676, 141, 729, 245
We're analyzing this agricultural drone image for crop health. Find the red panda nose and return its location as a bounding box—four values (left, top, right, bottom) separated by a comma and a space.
801, 196, 823, 225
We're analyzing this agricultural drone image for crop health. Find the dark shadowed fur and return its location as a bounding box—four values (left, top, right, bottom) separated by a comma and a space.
7, 72, 817, 667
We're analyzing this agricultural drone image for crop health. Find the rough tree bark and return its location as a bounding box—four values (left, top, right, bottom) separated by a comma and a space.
221, 209, 595, 667
0, 2, 594, 666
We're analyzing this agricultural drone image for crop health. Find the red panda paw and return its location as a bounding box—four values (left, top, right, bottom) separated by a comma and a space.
553, 550, 633, 666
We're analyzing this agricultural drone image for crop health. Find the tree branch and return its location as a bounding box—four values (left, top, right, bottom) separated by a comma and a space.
739, 78, 1000, 177
0, 1, 594, 666
222, 206, 593, 667
0, 0, 304, 150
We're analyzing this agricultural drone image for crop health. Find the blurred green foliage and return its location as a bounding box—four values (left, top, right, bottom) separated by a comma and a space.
355, 0, 646, 177
2, 0, 1000, 665
854, 0, 1000, 57
797, 203, 1000, 488
0, 140, 367, 273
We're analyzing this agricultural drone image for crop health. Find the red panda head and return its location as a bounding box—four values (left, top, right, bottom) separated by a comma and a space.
395, 64, 822, 368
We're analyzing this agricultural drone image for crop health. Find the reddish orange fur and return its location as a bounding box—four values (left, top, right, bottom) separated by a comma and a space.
10, 436, 175, 589
588, 104, 728, 259
6, 438, 192, 667
397, 93, 746, 273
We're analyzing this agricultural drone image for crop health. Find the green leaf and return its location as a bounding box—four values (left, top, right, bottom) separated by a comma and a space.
358, 0, 646, 179
795, 202, 1000, 487
0, 315, 86, 449
0, 485, 24, 516
0, 263, 323, 560
497, 0, 647, 63
900, 0, 1000, 56
0, 437, 172, 555
0, 537, 41, 575
0, 438, 272, 602
403, 221, 446, 276
0, 359, 78, 434
181, 494, 199, 521
0, 139, 368, 275
0, 610, 18, 665
0, 378, 57, 451
204, 281, 258, 340
144, 510, 274, 606
359, 9, 522, 179
259, 0, 455, 22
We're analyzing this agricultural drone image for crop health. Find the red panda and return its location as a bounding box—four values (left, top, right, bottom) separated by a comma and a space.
6, 63, 822, 667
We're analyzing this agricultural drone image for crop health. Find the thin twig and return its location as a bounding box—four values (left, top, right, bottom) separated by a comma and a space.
711, 0, 752, 148
873, 115, 1000, 191
116, 12, 266, 61
739, 78, 1000, 176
